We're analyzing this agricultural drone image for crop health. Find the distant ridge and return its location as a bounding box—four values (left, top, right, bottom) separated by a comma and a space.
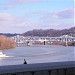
0, 33, 19, 37
0, 27, 75, 37
22, 27, 75, 37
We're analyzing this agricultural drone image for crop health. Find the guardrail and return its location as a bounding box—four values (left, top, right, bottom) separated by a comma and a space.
0, 61, 75, 75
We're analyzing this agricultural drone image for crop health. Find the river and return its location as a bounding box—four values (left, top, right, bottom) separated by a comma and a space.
0, 45, 74, 66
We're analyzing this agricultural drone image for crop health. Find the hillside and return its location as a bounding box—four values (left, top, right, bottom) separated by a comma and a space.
0, 27, 75, 37
22, 27, 75, 37
0, 35, 16, 50
0, 33, 19, 37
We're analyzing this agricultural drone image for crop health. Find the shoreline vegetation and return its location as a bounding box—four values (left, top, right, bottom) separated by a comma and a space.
0, 35, 16, 50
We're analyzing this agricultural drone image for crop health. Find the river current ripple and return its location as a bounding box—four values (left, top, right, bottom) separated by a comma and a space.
0, 45, 74, 66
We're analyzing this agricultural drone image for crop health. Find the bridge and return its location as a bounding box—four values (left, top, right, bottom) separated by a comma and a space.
11, 35, 75, 45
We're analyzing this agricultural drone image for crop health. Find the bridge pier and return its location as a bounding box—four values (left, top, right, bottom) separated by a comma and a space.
44, 41, 46, 45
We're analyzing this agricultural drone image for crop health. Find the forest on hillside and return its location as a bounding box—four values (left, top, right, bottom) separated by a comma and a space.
0, 27, 75, 37
22, 27, 75, 37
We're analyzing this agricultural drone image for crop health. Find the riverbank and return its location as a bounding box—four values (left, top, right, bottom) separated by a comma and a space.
0, 35, 16, 50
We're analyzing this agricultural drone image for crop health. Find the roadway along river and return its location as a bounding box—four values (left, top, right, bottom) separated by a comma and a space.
0, 45, 74, 66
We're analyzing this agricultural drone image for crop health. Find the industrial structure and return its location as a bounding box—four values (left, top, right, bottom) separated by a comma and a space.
11, 35, 75, 46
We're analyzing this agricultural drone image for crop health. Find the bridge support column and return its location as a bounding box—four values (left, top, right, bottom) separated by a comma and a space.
48, 70, 51, 75
64, 69, 67, 75
44, 41, 46, 45
57, 69, 59, 75
31, 71, 35, 75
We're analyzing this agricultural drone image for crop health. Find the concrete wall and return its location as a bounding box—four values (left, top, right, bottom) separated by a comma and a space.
0, 61, 75, 75
5, 68, 74, 75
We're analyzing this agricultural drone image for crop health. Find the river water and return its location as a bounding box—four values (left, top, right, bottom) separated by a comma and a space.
0, 45, 74, 66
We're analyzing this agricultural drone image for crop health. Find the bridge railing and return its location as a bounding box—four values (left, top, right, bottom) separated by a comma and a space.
0, 61, 75, 75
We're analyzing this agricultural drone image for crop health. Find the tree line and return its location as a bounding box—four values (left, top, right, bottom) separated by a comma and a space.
0, 35, 16, 50
22, 27, 75, 37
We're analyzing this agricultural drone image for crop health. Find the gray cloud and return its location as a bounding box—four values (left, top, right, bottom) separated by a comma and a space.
56, 8, 74, 18
31, 8, 74, 19
46, 8, 74, 19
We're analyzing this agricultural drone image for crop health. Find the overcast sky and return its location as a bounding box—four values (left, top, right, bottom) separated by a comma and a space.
0, 0, 74, 33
